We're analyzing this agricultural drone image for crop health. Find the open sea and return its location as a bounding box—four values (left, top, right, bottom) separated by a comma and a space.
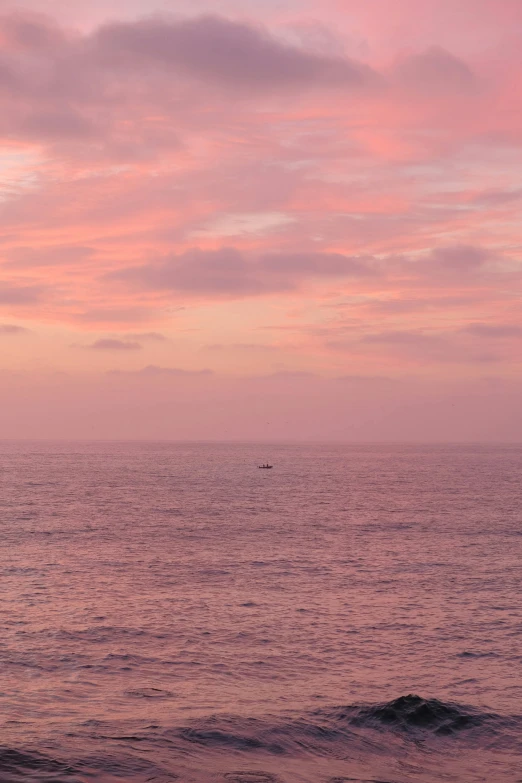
0, 441, 521, 783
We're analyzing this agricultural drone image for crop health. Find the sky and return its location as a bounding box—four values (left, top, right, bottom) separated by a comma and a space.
0, 0, 521, 440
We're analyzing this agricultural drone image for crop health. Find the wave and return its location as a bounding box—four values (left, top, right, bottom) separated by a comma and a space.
2, 696, 520, 782
0, 747, 78, 782
0, 746, 177, 783
338, 694, 492, 735
177, 694, 510, 751
162, 693, 521, 766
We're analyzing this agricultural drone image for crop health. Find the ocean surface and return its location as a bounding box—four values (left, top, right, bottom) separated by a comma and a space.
1, 441, 521, 783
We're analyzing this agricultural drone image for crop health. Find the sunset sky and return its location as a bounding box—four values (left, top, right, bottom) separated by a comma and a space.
0, 0, 521, 440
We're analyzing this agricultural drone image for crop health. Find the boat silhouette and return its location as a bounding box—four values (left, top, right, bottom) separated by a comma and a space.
258, 463, 273, 469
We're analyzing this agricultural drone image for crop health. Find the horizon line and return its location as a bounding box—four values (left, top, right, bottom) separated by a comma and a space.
1, 438, 521, 446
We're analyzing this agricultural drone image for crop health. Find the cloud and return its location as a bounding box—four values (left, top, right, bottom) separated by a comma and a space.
107, 247, 376, 298
0, 10, 380, 157
0, 283, 45, 304
83, 338, 142, 351
0, 7, 515, 171
0, 323, 29, 334
462, 323, 522, 338
335, 374, 397, 383
93, 14, 378, 92
3, 365, 522, 442
256, 370, 320, 380
471, 188, 522, 207
393, 245, 504, 287
429, 245, 492, 272
357, 295, 481, 314
107, 248, 272, 297
4, 245, 95, 269
0, 12, 66, 52
71, 308, 156, 325
19, 109, 95, 141
109, 364, 213, 376
0, 6, 521, 403
395, 46, 477, 94
203, 342, 280, 353
127, 331, 167, 341
330, 329, 503, 364
397, 245, 496, 284
361, 329, 442, 345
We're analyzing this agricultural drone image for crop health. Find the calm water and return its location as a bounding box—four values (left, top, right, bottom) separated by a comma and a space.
0, 441, 521, 782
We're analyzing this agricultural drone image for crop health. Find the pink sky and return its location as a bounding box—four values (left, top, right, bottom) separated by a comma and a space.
0, 0, 521, 440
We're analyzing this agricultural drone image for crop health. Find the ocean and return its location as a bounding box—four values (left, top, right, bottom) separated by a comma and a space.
0, 441, 521, 782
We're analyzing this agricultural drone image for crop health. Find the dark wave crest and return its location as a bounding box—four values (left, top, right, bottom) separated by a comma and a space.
336, 694, 492, 735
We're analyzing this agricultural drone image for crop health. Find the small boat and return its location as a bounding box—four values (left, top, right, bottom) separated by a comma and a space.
258, 463, 273, 469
